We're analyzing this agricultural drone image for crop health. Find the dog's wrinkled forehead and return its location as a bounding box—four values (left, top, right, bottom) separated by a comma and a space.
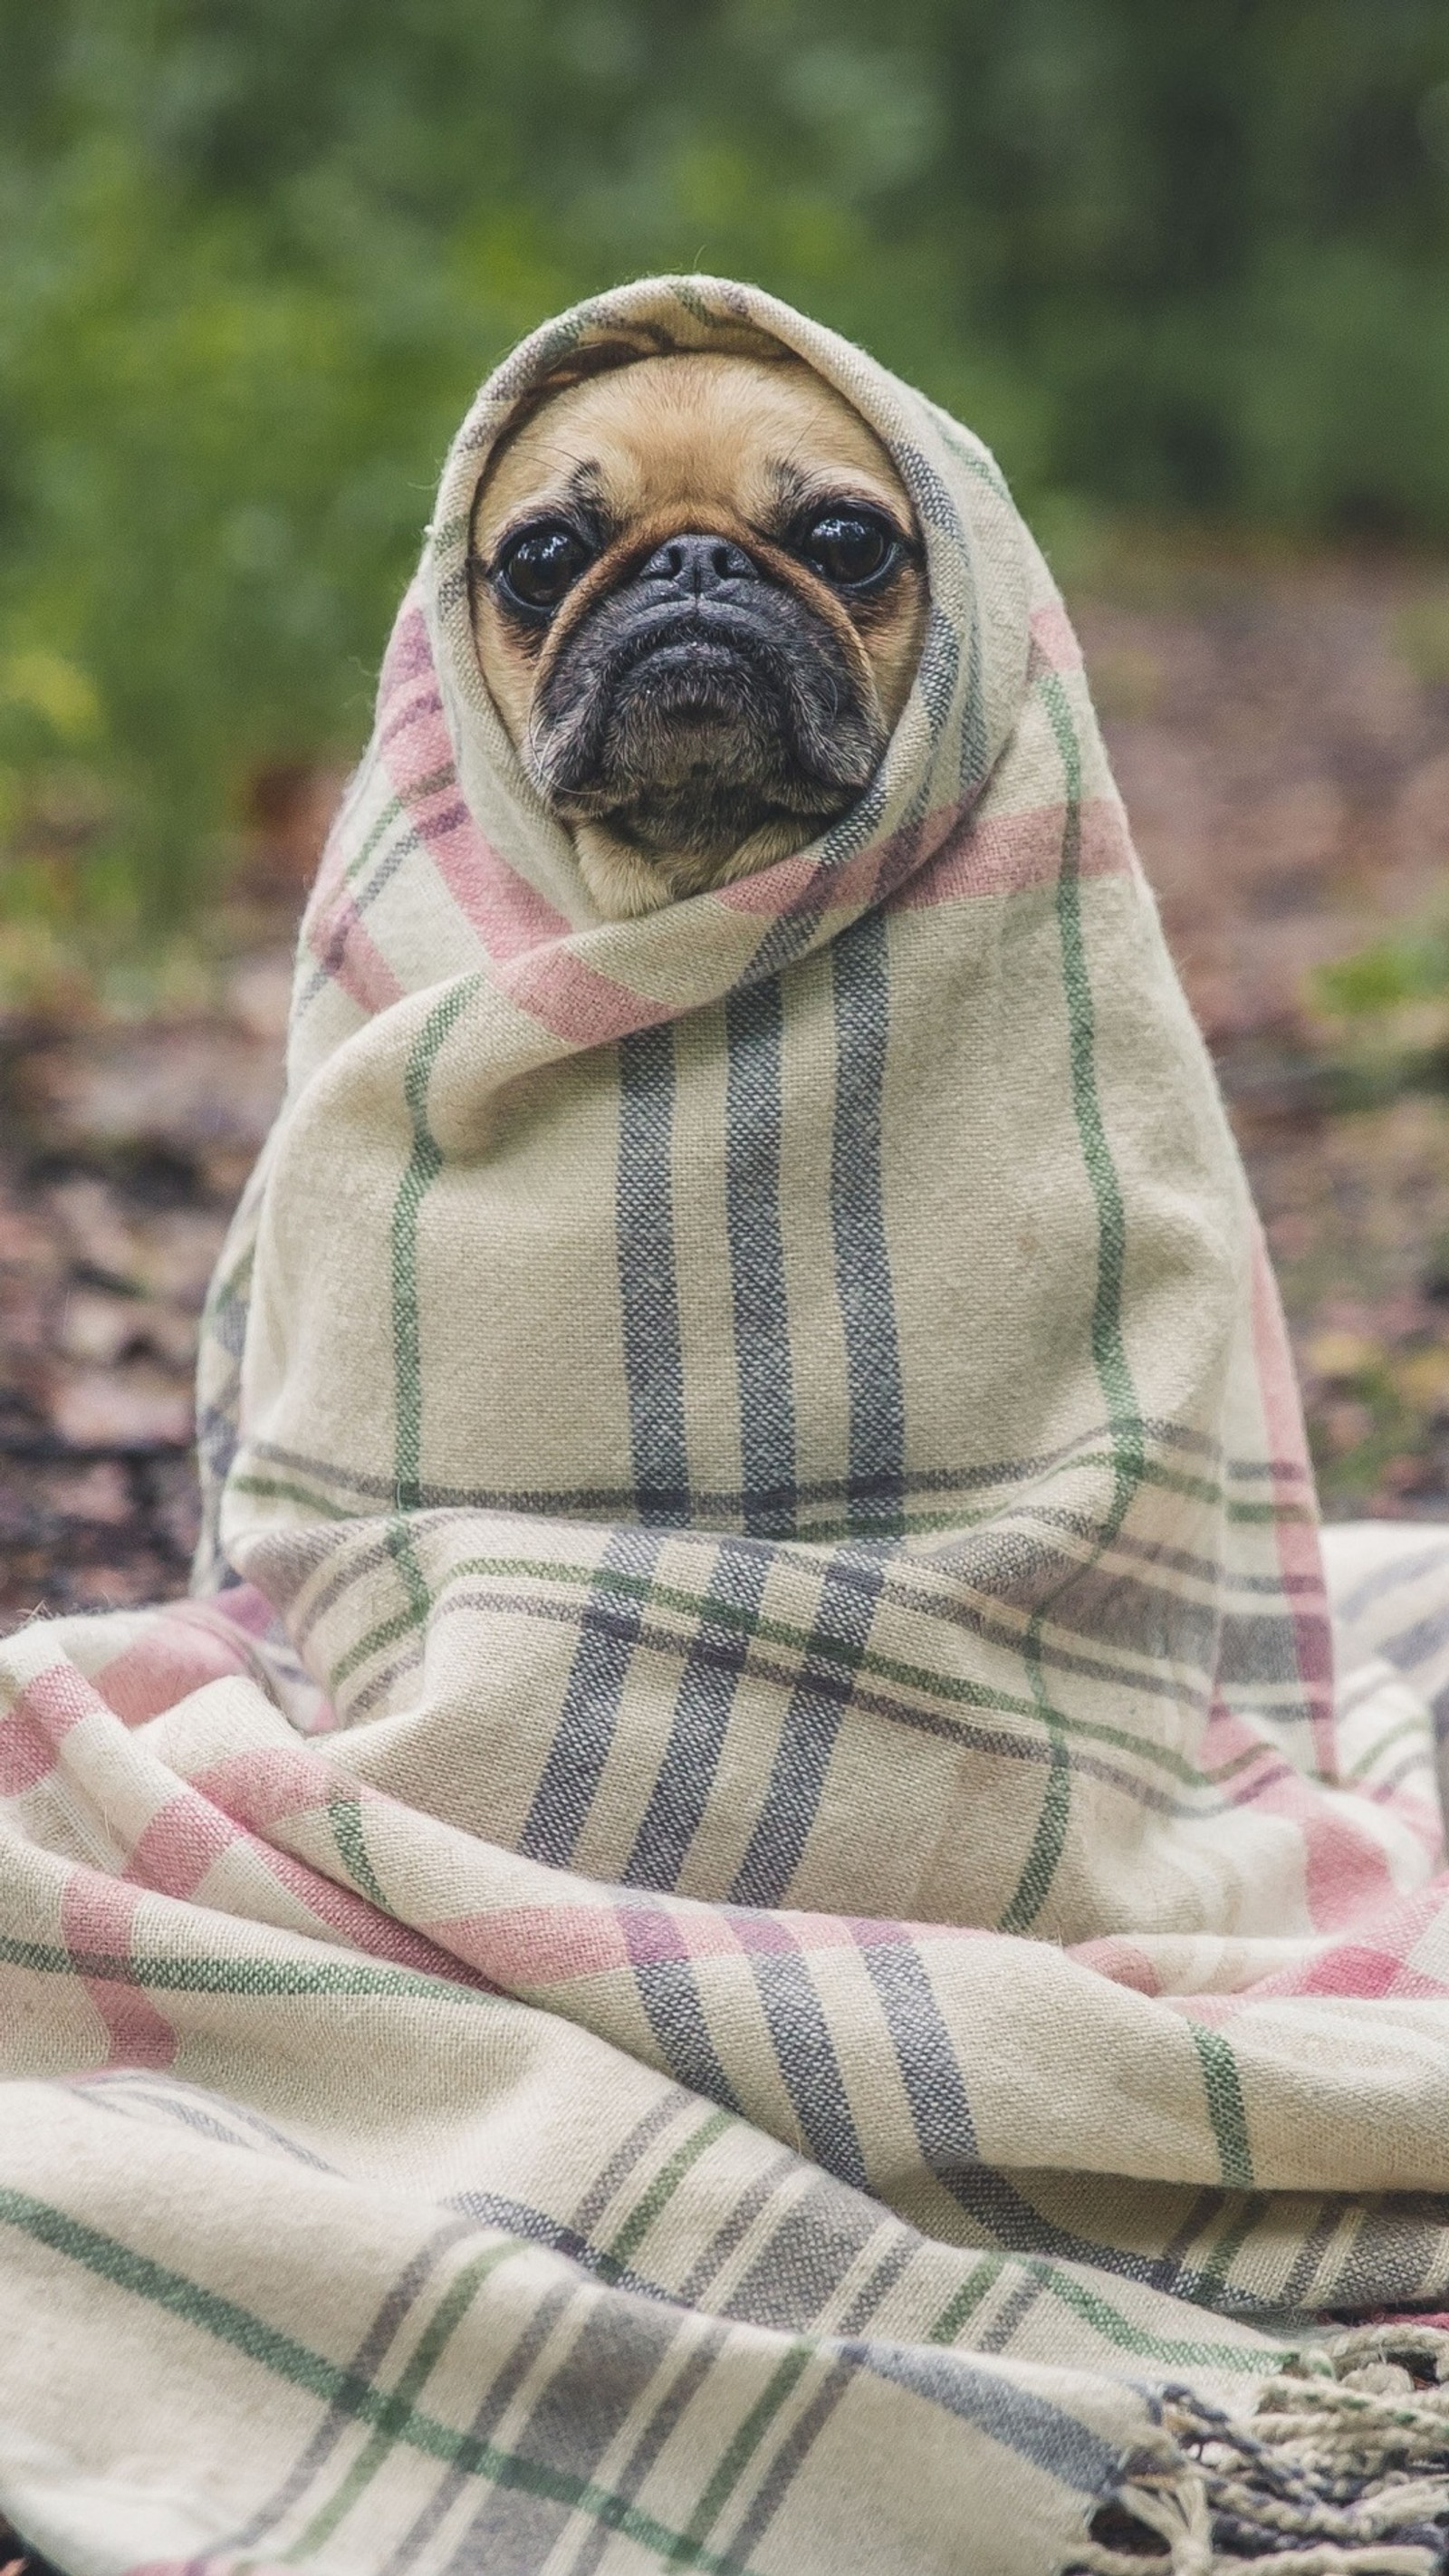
475, 351, 915, 543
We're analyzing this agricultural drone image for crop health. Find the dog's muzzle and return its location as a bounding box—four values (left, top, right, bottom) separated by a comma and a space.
533, 531, 878, 812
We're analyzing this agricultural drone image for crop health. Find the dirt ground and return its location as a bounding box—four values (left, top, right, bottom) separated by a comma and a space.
5, 546, 1449, 1621
1089, 545, 1449, 1516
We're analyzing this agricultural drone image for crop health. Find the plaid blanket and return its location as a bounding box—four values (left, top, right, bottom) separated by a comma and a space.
5, 278, 1449, 2575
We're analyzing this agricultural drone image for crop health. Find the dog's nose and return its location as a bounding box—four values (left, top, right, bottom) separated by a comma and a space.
637, 533, 759, 594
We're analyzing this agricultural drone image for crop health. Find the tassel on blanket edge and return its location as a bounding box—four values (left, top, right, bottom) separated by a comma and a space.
1070, 2326, 1449, 2576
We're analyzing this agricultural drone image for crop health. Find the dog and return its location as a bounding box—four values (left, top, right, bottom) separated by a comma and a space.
469, 351, 926, 917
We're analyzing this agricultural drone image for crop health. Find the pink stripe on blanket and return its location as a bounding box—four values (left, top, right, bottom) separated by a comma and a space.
379, 621, 570, 964
191, 1752, 496, 1981
1201, 1701, 1296, 1803
896, 797, 1131, 909
1067, 1937, 1164, 1998
410, 784, 570, 964
199, 1805, 476, 1976
716, 799, 970, 922
193, 1745, 346, 1831
0, 1658, 106, 1796
715, 831, 894, 920
441, 1900, 633, 1984
431, 1901, 706, 1987
204, 1581, 278, 1639
378, 586, 435, 697
0, 1705, 62, 1798
1281, 1943, 1448, 2001
1254, 1782, 1394, 1932
727, 1907, 853, 1954
123, 1789, 238, 1900
61, 1874, 176, 2069
1203, 1696, 1400, 1927
1029, 601, 1082, 672
1189, 1882, 1449, 2011
494, 944, 669, 1049
429, 1896, 925, 1990
305, 888, 405, 1017
628, 1905, 864, 1963
92, 1610, 257, 1726
427, 1900, 729, 1986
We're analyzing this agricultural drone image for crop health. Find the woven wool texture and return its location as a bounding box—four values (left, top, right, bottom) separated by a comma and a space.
6, 279, 1449, 2573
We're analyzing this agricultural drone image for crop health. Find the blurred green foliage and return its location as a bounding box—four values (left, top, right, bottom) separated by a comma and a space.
5, 0, 1449, 920
1319, 931, 1449, 1020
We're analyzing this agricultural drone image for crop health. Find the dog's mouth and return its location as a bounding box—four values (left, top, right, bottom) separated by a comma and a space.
529, 588, 883, 860
567, 600, 823, 735
614, 626, 765, 716
622, 631, 760, 701
600, 614, 805, 767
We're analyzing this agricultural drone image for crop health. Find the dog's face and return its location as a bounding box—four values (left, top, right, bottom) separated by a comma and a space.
469, 352, 926, 916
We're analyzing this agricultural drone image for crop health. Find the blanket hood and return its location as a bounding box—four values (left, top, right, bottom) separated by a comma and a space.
193, 275, 1375, 1953
418, 274, 1032, 937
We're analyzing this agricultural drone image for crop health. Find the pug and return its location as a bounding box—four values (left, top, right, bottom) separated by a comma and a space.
469, 351, 926, 917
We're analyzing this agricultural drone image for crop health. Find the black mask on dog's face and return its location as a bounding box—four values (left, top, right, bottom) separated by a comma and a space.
470, 351, 926, 918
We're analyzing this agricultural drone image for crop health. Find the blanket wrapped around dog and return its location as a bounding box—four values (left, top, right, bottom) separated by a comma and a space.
6, 277, 1449, 2576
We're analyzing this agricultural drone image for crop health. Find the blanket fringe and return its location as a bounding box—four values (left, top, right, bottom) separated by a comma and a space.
1074, 2329, 1449, 2575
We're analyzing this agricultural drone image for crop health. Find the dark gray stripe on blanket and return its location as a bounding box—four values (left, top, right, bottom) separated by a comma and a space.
724, 976, 797, 1536
1275, 2198, 1344, 2312
378, 2278, 580, 2576
563, 2328, 731, 2576
939, 2168, 1271, 2313
746, 1946, 869, 2192
495, 2139, 1309, 2331
518, 1527, 664, 1868
959, 619, 988, 803
1320, 2196, 1449, 2318
446, 2191, 664, 2303
722, 2178, 886, 2331
850, 2339, 1120, 2492
1216, 1606, 1334, 1693
831, 907, 906, 1523
621, 1908, 744, 2114
623, 1539, 772, 1890
859, 1937, 978, 2168
245, 1401, 1227, 1516
1335, 1543, 1449, 1629
78, 2076, 339, 2172
739, 775, 892, 984
346, 1579, 1197, 1818
978, 2269, 1047, 2354
727, 1553, 888, 1906
617, 1024, 689, 1518
1378, 1601, 1449, 1683
437, 2292, 689, 2576
833, 2234, 920, 2337
675, 2148, 802, 2310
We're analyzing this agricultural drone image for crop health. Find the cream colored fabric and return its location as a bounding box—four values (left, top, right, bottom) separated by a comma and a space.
2, 279, 1449, 2573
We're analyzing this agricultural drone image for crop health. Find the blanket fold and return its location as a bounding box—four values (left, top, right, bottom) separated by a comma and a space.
5, 275, 1449, 2575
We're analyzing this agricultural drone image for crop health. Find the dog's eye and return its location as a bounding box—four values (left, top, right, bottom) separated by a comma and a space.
798, 508, 897, 589
496, 524, 593, 612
